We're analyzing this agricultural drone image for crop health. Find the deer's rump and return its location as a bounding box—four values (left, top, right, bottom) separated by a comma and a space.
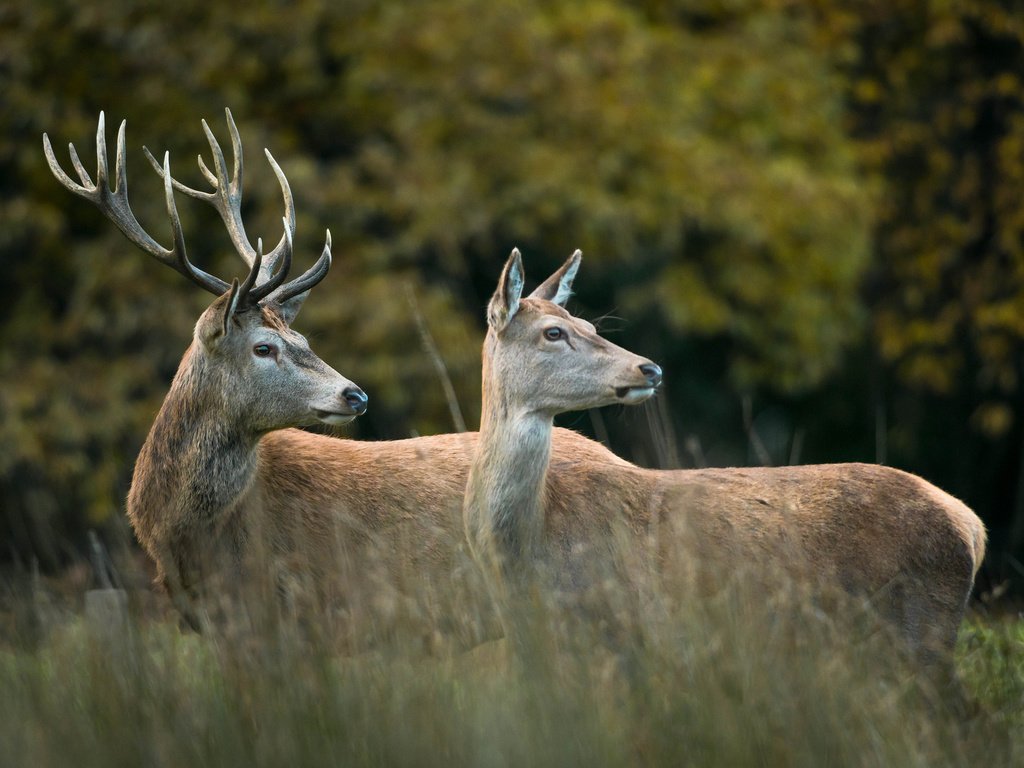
642, 463, 983, 651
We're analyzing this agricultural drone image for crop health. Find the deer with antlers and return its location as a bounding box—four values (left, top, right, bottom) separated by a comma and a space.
44, 112, 376, 627
465, 249, 986, 666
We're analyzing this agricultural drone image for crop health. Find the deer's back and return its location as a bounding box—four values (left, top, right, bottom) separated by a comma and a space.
645, 463, 983, 603
253, 427, 628, 570
255, 433, 983, 591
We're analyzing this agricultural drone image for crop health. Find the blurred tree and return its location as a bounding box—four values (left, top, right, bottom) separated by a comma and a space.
1, 0, 870, 569
794, 1, 1024, 578
343, 0, 871, 391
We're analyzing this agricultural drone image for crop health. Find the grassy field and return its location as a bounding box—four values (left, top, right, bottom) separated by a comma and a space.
0, 562, 1021, 768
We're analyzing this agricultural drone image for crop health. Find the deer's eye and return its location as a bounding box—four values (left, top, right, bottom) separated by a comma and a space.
543, 327, 565, 342
253, 343, 275, 358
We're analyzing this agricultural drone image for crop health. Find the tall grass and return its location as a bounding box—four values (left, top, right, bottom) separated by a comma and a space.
1, 558, 1021, 768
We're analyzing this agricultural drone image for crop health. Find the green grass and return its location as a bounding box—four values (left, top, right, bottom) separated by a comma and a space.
957, 615, 1024, 755
1, 570, 1021, 768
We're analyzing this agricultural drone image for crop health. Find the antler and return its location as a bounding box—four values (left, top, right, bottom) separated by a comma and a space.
143, 108, 332, 306
43, 113, 231, 296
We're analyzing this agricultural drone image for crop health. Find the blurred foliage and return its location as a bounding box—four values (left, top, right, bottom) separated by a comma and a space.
2, 0, 1024, 592
5, 577, 1021, 767
801, 0, 1024, 577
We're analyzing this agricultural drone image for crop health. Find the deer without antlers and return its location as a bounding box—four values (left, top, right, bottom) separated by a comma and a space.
466, 249, 985, 668
463, 247, 662, 576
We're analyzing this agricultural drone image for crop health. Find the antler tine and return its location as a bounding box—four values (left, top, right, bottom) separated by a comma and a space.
249, 218, 293, 302
197, 154, 219, 188
142, 142, 216, 203
261, 148, 297, 281
68, 140, 93, 188
236, 236, 264, 303
44, 113, 227, 296
94, 113, 109, 193
113, 119, 129, 197
160, 152, 231, 296
268, 229, 332, 306
225, 108, 243, 202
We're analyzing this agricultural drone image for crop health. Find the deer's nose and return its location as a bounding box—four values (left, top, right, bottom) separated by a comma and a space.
342, 386, 369, 415
639, 363, 663, 388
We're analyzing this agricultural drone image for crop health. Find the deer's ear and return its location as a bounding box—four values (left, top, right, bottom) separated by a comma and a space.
198, 279, 242, 348
272, 291, 307, 326
529, 249, 581, 307
487, 248, 525, 332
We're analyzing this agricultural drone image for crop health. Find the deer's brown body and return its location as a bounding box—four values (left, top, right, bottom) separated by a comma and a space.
131, 412, 632, 623
643, 462, 982, 658
462, 250, 985, 662
252, 427, 624, 577
240, 424, 982, 657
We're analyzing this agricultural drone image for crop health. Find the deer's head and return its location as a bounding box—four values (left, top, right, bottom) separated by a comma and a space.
44, 110, 367, 432
192, 285, 366, 431
485, 248, 662, 417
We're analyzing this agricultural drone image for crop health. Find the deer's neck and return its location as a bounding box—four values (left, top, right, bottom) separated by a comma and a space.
464, 378, 553, 567
128, 345, 260, 541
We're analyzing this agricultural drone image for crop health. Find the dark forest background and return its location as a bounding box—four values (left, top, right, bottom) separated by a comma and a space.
3, 0, 1024, 599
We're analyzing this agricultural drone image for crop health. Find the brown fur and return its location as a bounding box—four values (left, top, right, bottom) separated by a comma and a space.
459, 251, 986, 663
129, 343, 984, 658
125, 296, 369, 627
118, 254, 982, 661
